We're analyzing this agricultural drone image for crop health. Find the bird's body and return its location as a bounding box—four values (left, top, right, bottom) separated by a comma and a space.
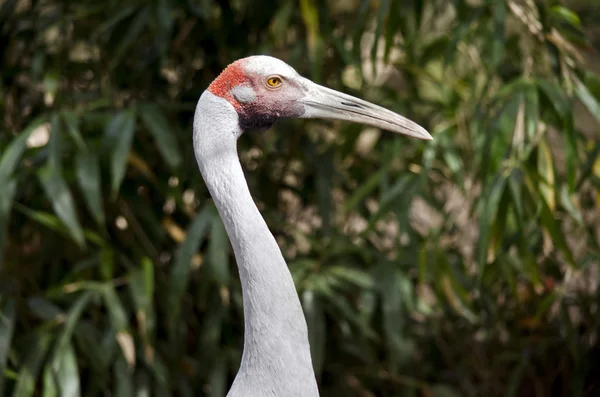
193, 56, 430, 397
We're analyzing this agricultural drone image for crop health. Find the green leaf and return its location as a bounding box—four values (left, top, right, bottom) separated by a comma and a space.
299, 0, 323, 82
575, 78, 600, 123
208, 215, 230, 286
524, 84, 539, 141
42, 342, 80, 397
114, 358, 134, 397
13, 204, 71, 236
0, 116, 45, 181
302, 289, 326, 376
550, 5, 581, 27
490, 0, 506, 67
328, 266, 373, 289
344, 167, 386, 212
0, 298, 16, 397
167, 205, 212, 336
375, 262, 410, 370
537, 139, 556, 211
371, 0, 391, 70
0, 179, 17, 269
27, 296, 63, 321
506, 353, 529, 397
315, 149, 333, 234
43, 70, 59, 106
129, 257, 156, 343
138, 104, 182, 170
61, 112, 87, 151
91, 5, 136, 39
73, 322, 113, 375
537, 79, 569, 121
538, 191, 575, 266
38, 164, 86, 248
129, 257, 154, 315
507, 169, 524, 230
75, 151, 104, 226
56, 291, 94, 349
208, 354, 227, 397
105, 111, 136, 197
102, 285, 129, 333
102, 286, 135, 367
110, 7, 150, 69
476, 172, 507, 270
13, 333, 52, 397
100, 247, 115, 281
367, 174, 418, 231
48, 113, 62, 167
430, 384, 462, 397
199, 298, 225, 364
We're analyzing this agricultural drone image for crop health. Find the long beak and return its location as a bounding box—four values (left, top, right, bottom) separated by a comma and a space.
298, 79, 432, 140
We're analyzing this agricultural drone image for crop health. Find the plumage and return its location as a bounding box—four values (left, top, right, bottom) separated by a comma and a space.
193, 55, 430, 397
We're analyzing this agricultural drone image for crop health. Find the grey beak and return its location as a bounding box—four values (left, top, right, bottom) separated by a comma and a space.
298, 79, 432, 140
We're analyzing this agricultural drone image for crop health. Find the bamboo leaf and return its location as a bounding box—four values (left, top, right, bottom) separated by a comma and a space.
490, 0, 506, 67
0, 116, 45, 181
208, 354, 227, 397
537, 79, 570, 121
27, 297, 63, 321
114, 358, 134, 397
575, 77, 600, 123
129, 257, 156, 345
138, 104, 182, 170
110, 7, 150, 69
102, 286, 129, 333
344, 167, 386, 212
104, 111, 136, 197
506, 353, 529, 397
42, 342, 80, 397
208, 215, 230, 286
75, 151, 104, 226
0, 179, 17, 269
550, 5, 582, 27
302, 289, 326, 376
102, 286, 135, 367
38, 164, 86, 248
299, 0, 323, 82
48, 113, 62, 167
537, 139, 555, 211
0, 298, 16, 397
476, 173, 507, 270
61, 112, 87, 151
430, 384, 462, 397
56, 291, 94, 349
168, 205, 213, 336
13, 334, 52, 397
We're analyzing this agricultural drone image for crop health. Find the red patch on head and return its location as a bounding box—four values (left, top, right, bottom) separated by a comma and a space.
207, 60, 249, 109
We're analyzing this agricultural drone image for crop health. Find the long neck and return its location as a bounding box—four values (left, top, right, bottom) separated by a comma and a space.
193, 91, 319, 397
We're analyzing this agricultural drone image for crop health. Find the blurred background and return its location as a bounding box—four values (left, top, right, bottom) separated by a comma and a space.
1, 0, 600, 396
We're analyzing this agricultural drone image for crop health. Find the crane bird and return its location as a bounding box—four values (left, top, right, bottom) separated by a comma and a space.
193, 55, 431, 397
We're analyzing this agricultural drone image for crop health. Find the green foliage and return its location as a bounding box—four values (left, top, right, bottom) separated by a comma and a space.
1, 0, 600, 396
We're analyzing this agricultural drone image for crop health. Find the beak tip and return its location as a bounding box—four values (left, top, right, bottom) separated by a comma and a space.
413, 126, 433, 141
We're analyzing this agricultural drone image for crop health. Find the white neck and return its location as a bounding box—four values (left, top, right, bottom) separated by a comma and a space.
193, 91, 319, 397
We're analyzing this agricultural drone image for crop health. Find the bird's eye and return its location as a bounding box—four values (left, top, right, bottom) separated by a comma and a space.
266, 76, 282, 88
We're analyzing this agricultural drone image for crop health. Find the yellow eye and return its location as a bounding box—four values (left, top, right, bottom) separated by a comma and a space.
266, 76, 282, 88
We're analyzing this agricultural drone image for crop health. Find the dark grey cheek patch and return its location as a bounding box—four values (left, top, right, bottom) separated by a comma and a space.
232, 85, 257, 104
237, 97, 305, 131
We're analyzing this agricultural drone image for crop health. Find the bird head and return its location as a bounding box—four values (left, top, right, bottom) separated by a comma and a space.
207, 55, 431, 140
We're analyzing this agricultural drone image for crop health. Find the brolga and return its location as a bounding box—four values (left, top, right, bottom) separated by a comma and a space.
193, 55, 431, 397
